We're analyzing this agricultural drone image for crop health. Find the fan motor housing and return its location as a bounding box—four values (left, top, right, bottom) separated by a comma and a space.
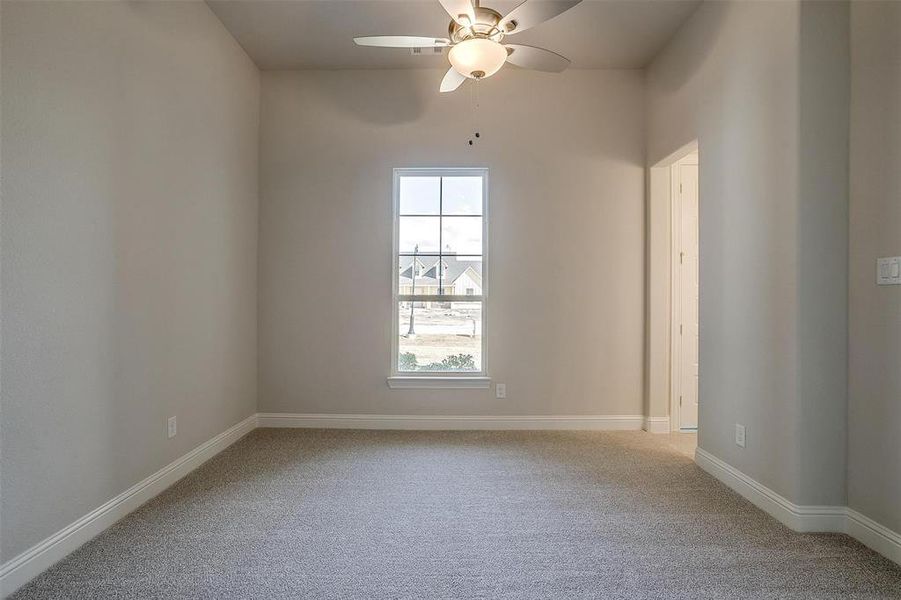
448, 7, 504, 43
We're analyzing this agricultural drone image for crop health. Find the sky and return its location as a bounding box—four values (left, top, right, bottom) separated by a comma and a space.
398, 176, 483, 256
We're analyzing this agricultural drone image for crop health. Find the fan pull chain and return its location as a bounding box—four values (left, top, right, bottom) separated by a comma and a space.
468, 78, 482, 147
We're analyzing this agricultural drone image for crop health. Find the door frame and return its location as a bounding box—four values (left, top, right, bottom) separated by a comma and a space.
645, 140, 698, 434
669, 151, 699, 431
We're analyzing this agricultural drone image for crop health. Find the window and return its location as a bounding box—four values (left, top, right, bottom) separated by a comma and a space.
391, 168, 487, 383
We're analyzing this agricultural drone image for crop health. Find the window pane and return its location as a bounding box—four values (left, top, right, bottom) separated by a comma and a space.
442, 177, 482, 215
441, 216, 482, 255
399, 177, 440, 215
399, 216, 439, 253
398, 302, 482, 372
397, 255, 442, 296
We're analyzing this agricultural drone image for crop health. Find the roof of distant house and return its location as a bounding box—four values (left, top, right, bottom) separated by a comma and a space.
398, 253, 482, 287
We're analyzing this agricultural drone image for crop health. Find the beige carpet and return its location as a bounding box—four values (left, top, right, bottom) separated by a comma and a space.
12, 429, 901, 599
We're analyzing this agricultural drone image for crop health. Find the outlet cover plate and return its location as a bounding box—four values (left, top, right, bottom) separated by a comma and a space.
167, 416, 177, 439
735, 424, 746, 448
496, 383, 506, 399
877, 257, 901, 285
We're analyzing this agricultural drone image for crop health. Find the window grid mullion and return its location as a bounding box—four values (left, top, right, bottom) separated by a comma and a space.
398, 295, 483, 302
399, 214, 483, 218
438, 176, 443, 296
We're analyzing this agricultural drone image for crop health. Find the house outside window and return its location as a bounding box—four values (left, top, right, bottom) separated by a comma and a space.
391, 168, 487, 380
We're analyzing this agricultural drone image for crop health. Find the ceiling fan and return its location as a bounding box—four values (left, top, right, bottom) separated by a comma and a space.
353, 0, 582, 93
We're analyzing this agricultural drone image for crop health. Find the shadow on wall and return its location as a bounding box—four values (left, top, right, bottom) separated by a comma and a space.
649, 2, 729, 96
291, 67, 646, 167
304, 70, 436, 125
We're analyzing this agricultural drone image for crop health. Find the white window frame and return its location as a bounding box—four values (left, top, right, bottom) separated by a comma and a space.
388, 167, 490, 389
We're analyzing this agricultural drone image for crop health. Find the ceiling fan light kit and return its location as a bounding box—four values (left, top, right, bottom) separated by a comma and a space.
353, 0, 581, 93
448, 38, 508, 79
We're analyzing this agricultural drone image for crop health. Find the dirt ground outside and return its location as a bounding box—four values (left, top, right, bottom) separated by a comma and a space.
398, 304, 481, 370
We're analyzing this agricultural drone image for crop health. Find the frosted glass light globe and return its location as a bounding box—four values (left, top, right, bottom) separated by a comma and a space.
448, 38, 507, 79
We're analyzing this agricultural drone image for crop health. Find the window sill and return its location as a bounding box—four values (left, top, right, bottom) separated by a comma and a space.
386, 376, 491, 390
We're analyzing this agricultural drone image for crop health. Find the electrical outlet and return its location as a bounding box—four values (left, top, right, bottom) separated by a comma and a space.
877, 257, 901, 285
167, 416, 177, 439
735, 424, 746, 448
496, 383, 506, 399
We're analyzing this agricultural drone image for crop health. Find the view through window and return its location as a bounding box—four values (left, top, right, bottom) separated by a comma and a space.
393, 169, 486, 375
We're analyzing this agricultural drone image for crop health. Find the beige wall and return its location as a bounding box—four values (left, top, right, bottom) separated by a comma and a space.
848, 0, 901, 534
0, 1, 260, 562
258, 69, 645, 416
6, 0, 894, 574
795, 0, 849, 509
645, 0, 849, 506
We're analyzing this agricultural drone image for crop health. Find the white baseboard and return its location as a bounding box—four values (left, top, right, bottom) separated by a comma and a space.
0, 411, 647, 596
846, 508, 901, 566
6, 416, 897, 598
643, 416, 671, 434
0, 414, 257, 598
695, 447, 900, 566
257, 413, 646, 431
695, 447, 846, 531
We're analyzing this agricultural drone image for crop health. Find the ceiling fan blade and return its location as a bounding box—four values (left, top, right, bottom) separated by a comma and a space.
437, 0, 476, 26
440, 67, 467, 93
504, 44, 571, 72
354, 36, 450, 48
499, 0, 582, 35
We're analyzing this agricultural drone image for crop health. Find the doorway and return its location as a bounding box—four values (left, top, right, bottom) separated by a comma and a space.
670, 151, 699, 431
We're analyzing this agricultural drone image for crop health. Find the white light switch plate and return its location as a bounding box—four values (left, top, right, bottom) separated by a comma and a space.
877, 257, 901, 285
167, 416, 177, 439
496, 383, 506, 399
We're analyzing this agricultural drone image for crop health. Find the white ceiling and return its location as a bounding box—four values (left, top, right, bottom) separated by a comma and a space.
207, 0, 701, 70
